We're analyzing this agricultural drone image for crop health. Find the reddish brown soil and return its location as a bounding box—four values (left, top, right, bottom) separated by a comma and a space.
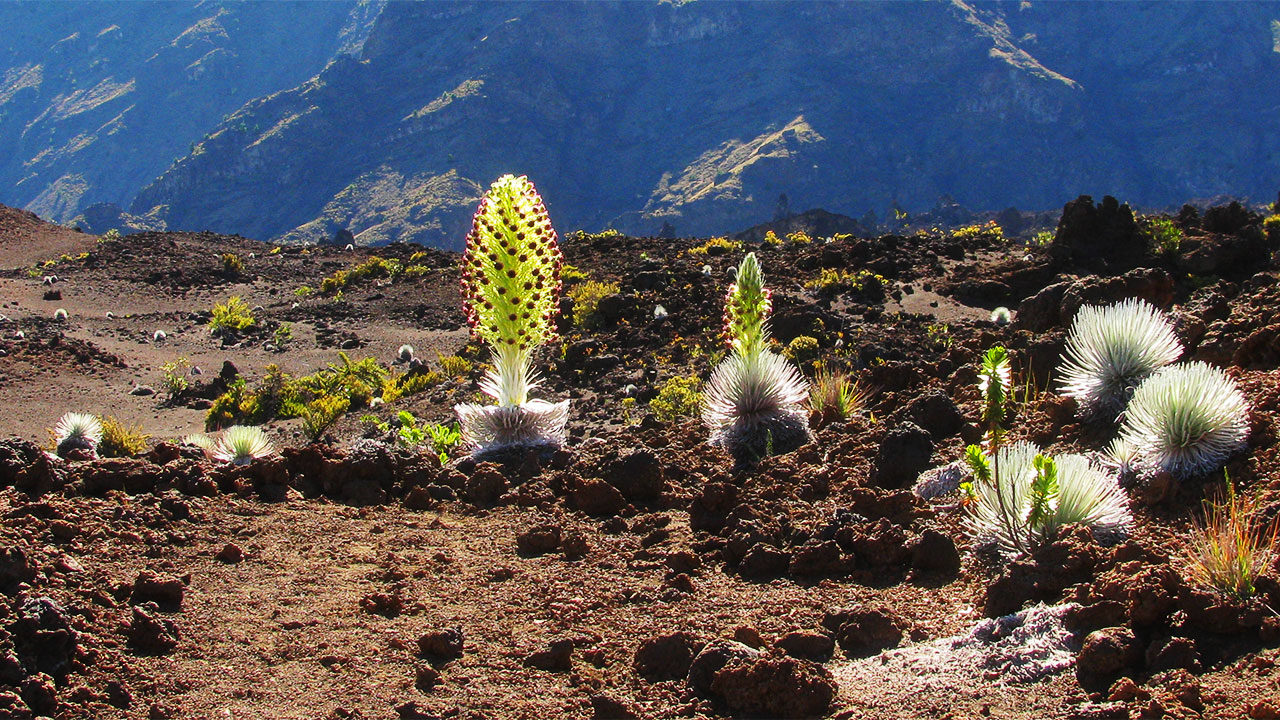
0, 203, 1278, 719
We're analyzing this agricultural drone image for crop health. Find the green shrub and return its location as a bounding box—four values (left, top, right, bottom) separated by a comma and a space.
160, 357, 191, 399
783, 335, 820, 365
803, 268, 886, 296
273, 323, 293, 347
98, 416, 150, 458
100, 228, 122, 243
689, 237, 742, 256
205, 352, 391, 430
209, 296, 255, 332
1263, 214, 1280, 243
950, 221, 1004, 242
382, 369, 441, 403
300, 394, 350, 442
1031, 230, 1054, 247
649, 375, 702, 423
569, 280, 619, 327
426, 422, 462, 464
1144, 217, 1184, 256
560, 263, 589, 283
437, 352, 473, 378
785, 231, 812, 245
222, 253, 244, 275
318, 256, 403, 295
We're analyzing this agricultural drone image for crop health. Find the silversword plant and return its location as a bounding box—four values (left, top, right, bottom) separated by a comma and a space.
702, 253, 809, 462
1117, 361, 1249, 480
210, 425, 276, 466
53, 412, 103, 458
453, 175, 568, 457
966, 441, 1132, 554
1058, 298, 1182, 414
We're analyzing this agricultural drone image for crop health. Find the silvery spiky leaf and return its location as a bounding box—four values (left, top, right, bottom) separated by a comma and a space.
183, 433, 216, 456
1103, 436, 1139, 480
1058, 298, 1182, 414
703, 350, 810, 461
211, 425, 277, 466
455, 399, 569, 458
967, 441, 1132, 555
54, 412, 102, 458
1117, 361, 1249, 480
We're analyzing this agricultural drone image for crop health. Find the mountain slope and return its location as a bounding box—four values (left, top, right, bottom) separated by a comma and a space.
9, 1, 1280, 246
0, 1, 377, 223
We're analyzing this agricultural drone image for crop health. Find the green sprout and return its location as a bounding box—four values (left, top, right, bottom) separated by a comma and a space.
453, 175, 568, 456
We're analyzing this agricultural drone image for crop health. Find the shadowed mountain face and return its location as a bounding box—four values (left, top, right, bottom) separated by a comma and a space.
5, 1, 1280, 247
0, 0, 375, 222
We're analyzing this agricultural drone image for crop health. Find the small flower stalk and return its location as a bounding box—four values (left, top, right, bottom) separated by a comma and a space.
702, 253, 809, 463
454, 175, 568, 457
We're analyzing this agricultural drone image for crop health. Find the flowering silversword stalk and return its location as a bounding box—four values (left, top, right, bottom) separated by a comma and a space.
702, 253, 809, 462
454, 175, 568, 457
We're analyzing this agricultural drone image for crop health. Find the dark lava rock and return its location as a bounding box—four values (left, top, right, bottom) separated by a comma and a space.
709, 654, 837, 719
775, 632, 835, 661
418, 628, 464, 661
787, 539, 848, 577
596, 293, 628, 323
1146, 636, 1201, 674
215, 543, 245, 563
571, 477, 627, 516
738, 543, 791, 580
129, 570, 185, 611
561, 531, 590, 560
823, 605, 904, 657
126, 603, 180, 655
524, 638, 574, 672
905, 391, 965, 440
1052, 195, 1143, 270
414, 664, 441, 692
590, 693, 640, 720
19, 672, 57, 716
1203, 200, 1259, 235
516, 523, 562, 556
603, 450, 666, 502
9, 596, 77, 680
871, 422, 934, 488
463, 462, 508, 505
687, 639, 759, 694
1076, 626, 1141, 692
0, 438, 63, 496
908, 529, 961, 575
359, 591, 403, 617
0, 547, 34, 591
634, 632, 704, 681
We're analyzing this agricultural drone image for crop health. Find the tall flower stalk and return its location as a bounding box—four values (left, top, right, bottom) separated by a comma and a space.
702, 253, 809, 462
454, 175, 568, 457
